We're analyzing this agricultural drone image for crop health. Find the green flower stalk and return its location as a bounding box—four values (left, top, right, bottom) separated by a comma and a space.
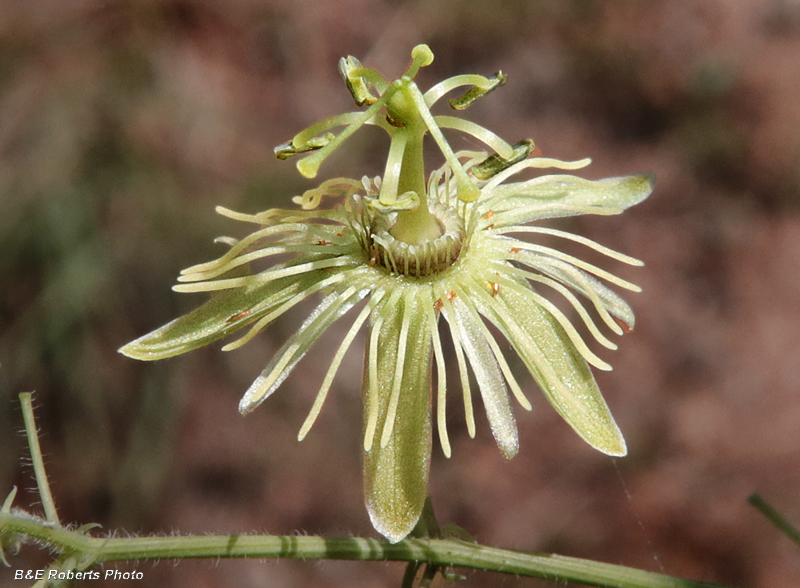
120, 45, 654, 543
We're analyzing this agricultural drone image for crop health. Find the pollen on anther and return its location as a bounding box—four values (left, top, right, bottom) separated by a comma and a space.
509, 247, 522, 254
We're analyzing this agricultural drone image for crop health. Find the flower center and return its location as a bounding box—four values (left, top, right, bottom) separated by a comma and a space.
370, 202, 464, 277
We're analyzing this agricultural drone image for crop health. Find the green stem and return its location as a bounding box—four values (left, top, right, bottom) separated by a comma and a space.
748, 493, 800, 549
402, 496, 443, 588
20, 392, 60, 526
0, 511, 731, 588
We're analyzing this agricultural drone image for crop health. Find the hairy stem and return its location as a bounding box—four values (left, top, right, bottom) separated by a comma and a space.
0, 511, 730, 588
19, 392, 60, 526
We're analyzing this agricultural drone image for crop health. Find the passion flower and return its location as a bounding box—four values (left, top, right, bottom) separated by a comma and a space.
120, 45, 653, 543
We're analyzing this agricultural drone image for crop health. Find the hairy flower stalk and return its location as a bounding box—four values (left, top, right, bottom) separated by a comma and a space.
120, 45, 654, 543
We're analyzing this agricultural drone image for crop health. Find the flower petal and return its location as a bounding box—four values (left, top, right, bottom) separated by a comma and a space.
442, 289, 519, 459
363, 288, 433, 543
238, 278, 370, 414
118, 272, 324, 360
480, 278, 627, 456
484, 173, 654, 226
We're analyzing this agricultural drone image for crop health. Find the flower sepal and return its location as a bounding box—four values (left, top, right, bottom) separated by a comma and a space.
363, 289, 434, 543
119, 270, 324, 361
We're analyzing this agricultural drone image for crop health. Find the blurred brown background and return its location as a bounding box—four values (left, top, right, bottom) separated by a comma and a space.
2, 1, 800, 586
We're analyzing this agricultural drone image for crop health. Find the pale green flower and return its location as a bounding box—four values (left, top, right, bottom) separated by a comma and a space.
120, 45, 653, 543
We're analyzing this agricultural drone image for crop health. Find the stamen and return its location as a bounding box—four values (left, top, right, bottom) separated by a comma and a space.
481, 157, 592, 192
423, 74, 493, 107
290, 113, 383, 156
472, 140, 535, 181
434, 116, 514, 160
296, 88, 398, 178
448, 71, 507, 110
339, 56, 387, 105
275, 133, 335, 160
405, 83, 481, 202
457, 150, 491, 170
